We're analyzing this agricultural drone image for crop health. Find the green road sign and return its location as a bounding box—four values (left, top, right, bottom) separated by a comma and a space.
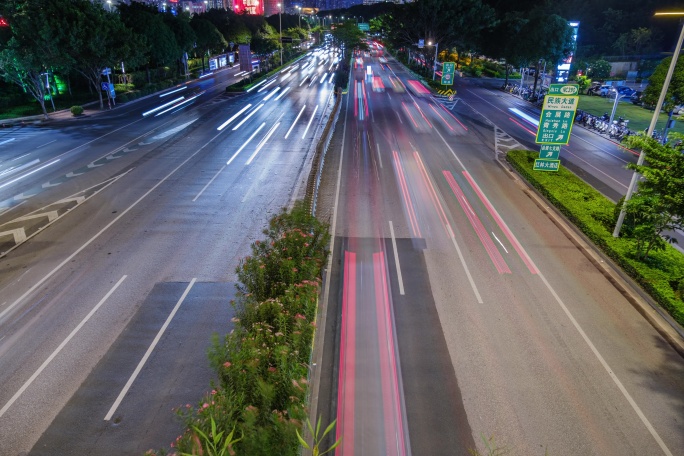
358, 23, 370, 31
539, 144, 561, 160
533, 158, 561, 172
535, 95, 579, 145
441, 62, 455, 86
548, 84, 579, 95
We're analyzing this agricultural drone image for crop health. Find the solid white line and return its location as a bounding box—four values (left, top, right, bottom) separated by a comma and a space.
285, 105, 306, 139
537, 272, 673, 456
0, 275, 127, 418
246, 122, 280, 165
104, 278, 196, 421
389, 221, 405, 295
302, 105, 319, 139
232, 103, 264, 131
193, 165, 226, 201
0, 127, 226, 323
0, 138, 16, 146
226, 123, 266, 165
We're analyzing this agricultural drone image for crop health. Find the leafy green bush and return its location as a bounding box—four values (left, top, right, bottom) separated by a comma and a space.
70, 105, 84, 116
171, 201, 331, 456
506, 149, 684, 325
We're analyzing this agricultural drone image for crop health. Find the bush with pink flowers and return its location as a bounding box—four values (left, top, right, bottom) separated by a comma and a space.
171, 201, 330, 455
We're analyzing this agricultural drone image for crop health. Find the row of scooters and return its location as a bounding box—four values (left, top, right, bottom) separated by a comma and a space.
574, 110, 633, 142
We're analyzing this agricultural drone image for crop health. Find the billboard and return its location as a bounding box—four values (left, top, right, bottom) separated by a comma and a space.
233, 0, 263, 15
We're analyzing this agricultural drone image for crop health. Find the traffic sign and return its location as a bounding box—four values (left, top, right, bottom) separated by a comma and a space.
533, 159, 560, 172
535, 95, 579, 145
101, 82, 109, 91
101, 67, 111, 76
441, 62, 455, 86
539, 144, 560, 160
548, 84, 579, 95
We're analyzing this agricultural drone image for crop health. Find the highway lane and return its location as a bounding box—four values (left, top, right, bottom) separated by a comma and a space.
316, 49, 684, 455
0, 47, 338, 454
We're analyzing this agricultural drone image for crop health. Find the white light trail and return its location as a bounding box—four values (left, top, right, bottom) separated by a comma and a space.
217, 104, 252, 131
285, 105, 306, 139
274, 87, 291, 101
154, 92, 202, 117
159, 87, 187, 97
226, 123, 266, 165
246, 122, 280, 165
263, 87, 281, 101
142, 97, 185, 116
302, 105, 318, 139
0, 159, 60, 190
232, 103, 264, 131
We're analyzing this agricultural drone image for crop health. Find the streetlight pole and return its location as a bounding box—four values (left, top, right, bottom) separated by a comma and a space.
296, 6, 301, 28
428, 41, 439, 81
278, 2, 282, 67
613, 12, 684, 237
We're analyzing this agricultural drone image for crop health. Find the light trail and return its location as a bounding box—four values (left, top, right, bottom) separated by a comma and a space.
216, 104, 252, 131
232, 103, 264, 131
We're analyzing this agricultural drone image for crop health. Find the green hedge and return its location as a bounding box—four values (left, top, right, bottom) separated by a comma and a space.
166, 201, 331, 456
506, 150, 684, 326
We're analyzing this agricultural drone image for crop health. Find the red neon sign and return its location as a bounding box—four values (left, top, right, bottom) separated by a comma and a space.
233, 0, 263, 15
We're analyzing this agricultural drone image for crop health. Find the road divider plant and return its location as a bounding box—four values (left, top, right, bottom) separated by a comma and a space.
166, 201, 331, 455
506, 149, 684, 327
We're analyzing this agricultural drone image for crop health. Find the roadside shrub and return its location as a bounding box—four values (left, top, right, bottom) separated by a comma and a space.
506, 149, 684, 326
173, 201, 331, 456
70, 105, 84, 116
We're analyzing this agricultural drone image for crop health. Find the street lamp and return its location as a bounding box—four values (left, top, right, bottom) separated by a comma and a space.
278, 3, 283, 67
296, 6, 301, 28
428, 41, 439, 81
614, 11, 684, 237
106, 0, 112, 12
204, 0, 208, 12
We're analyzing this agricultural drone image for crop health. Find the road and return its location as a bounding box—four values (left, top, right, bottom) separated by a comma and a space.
0, 48, 338, 455
314, 48, 684, 455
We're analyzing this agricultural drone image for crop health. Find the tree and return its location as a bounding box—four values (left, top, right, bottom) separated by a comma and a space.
191, 17, 227, 71
60, 0, 141, 109
0, 0, 74, 118
643, 55, 684, 114
587, 59, 611, 80
330, 20, 366, 57
620, 133, 684, 260
118, 2, 180, 68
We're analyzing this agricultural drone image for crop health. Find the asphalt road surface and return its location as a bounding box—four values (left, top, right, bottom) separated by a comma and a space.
0, 48, 338, 455
313, 48, 684, 456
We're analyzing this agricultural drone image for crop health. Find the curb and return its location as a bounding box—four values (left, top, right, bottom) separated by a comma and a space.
497, 157, 684, 359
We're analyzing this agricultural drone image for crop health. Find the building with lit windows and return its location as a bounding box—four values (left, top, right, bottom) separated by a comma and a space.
232, 0, 263, 14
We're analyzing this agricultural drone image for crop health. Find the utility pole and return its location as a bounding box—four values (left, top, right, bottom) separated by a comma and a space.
278, 3, 283, 67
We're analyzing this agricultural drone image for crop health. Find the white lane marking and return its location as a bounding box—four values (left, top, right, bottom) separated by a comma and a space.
226, 123, 266, 165
0, 159, 60, 190
492, 232, 508, 253
376, 143, 383, 169
149, 120, 197, 140
0, 200, 26, 217
446, 225, 484, 303
193, 165, 226, 202
301, 105, 319, 139
395, 111, 403, 124
0, 127, 226, 323
537, 272, 673, 456
217, 104, 252, 131
104, 279, 196, 421
285, 105, 306, 139
232, 103, 264, 131
246, 122, 280, 165
35, 140, 56, 149
389, 221, 405, 295
0, 276, 127, 418
0, 138, 16, 146
438, 101, 672, 454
